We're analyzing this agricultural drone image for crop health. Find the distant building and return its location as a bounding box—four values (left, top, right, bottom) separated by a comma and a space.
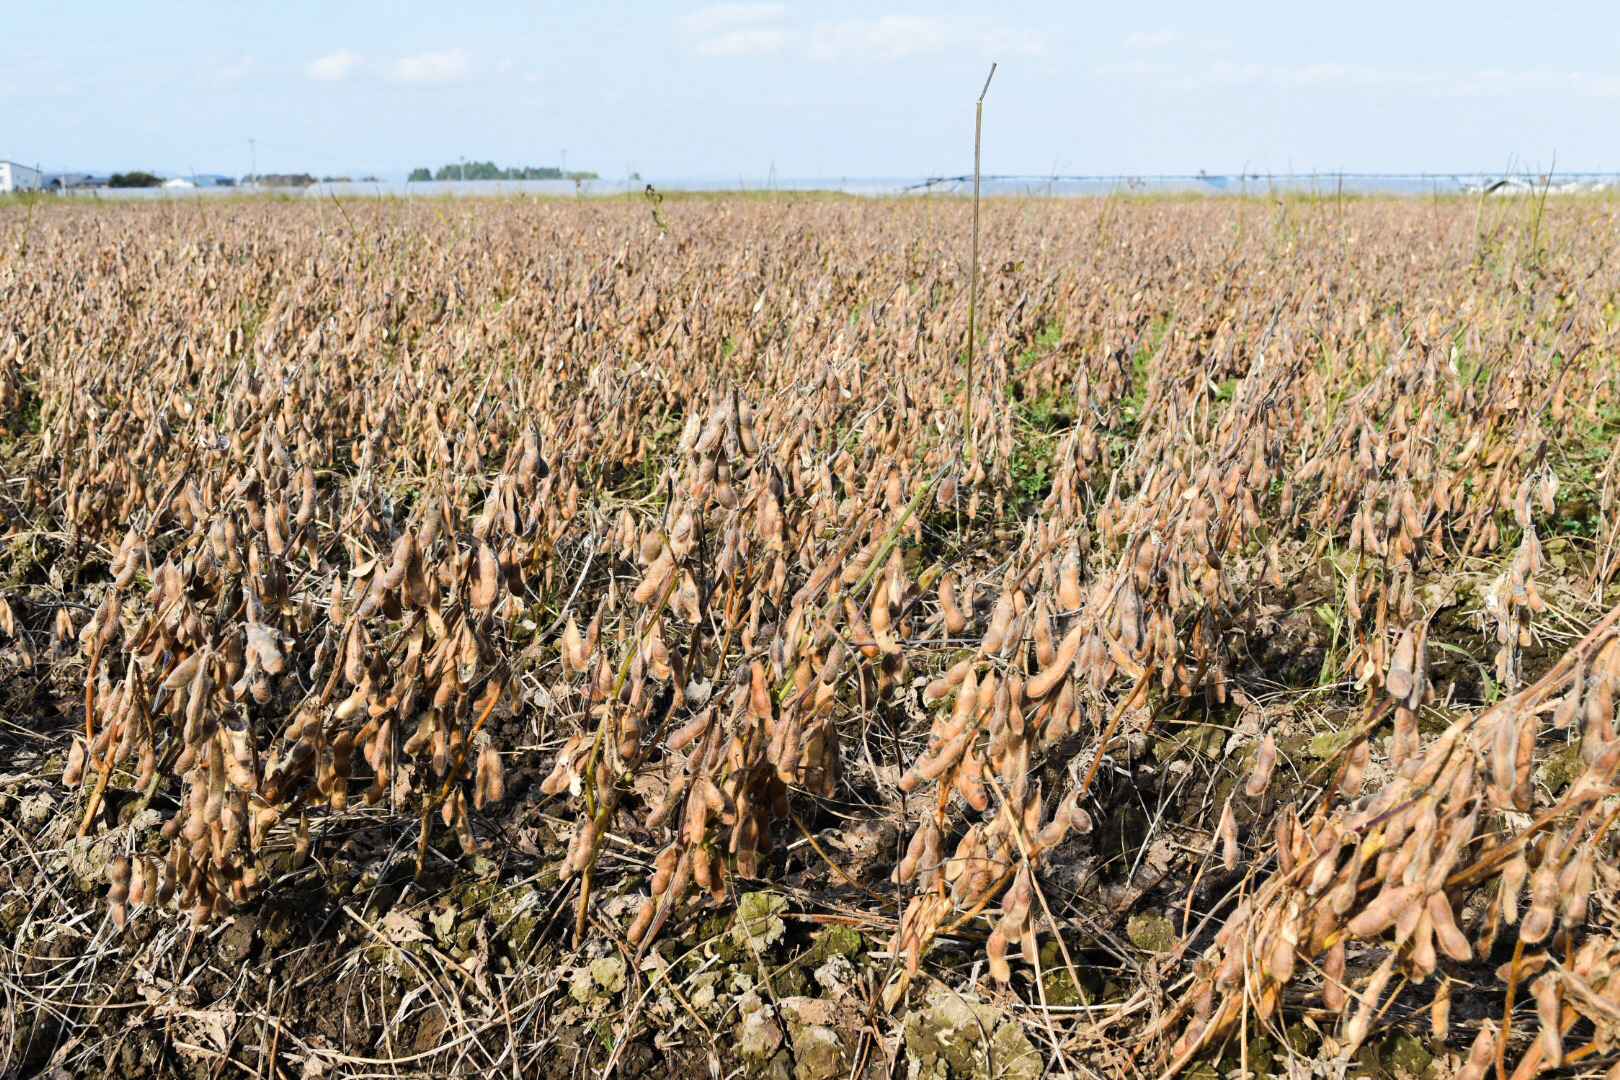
44, 173, 111, 192
1, 161, 43, 194
161, 174, 237, 190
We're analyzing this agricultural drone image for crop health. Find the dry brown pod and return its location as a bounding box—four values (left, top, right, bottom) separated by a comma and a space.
1244, 734, 1277, 798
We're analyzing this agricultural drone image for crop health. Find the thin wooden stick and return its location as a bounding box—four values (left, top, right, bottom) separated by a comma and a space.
962, 63, 996, 453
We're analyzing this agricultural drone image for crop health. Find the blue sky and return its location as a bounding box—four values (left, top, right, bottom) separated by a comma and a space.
3, 1, 1615, 180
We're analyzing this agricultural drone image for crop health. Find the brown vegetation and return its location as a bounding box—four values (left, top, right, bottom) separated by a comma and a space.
2, 194, 1620, 1077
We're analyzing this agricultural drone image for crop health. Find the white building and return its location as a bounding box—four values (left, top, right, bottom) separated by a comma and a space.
162, 174, 236, 189
0, 161, 43, 194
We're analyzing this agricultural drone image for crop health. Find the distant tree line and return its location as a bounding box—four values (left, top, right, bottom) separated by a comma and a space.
407, 162, 598, 182
109, 172, 162, 188
242, 174, 318, 188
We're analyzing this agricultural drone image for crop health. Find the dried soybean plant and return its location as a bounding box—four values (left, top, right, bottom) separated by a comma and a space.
1159, 602, 1620, 1076
65, 417, 562, 921
2, 195, 1620, 1071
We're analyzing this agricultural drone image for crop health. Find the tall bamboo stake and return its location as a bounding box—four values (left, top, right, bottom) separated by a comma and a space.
963, 63, 996, 454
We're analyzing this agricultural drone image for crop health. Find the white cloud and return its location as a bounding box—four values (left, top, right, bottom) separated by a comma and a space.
306, 49, 364, 82
202, 55, 270, 88
1441, 67, 1620, 99
683, 9, 1049, 63
1124, 29, 1182, 51
391, 48, 471, 85
1094, 58, 1620, 98
684, 3, 790, 35
696, 28, 789, 58
804, 16, 1049, 63
684, 4, 791, 56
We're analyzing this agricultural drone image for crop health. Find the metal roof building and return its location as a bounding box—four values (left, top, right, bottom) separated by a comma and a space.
1, 161, 43, 194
